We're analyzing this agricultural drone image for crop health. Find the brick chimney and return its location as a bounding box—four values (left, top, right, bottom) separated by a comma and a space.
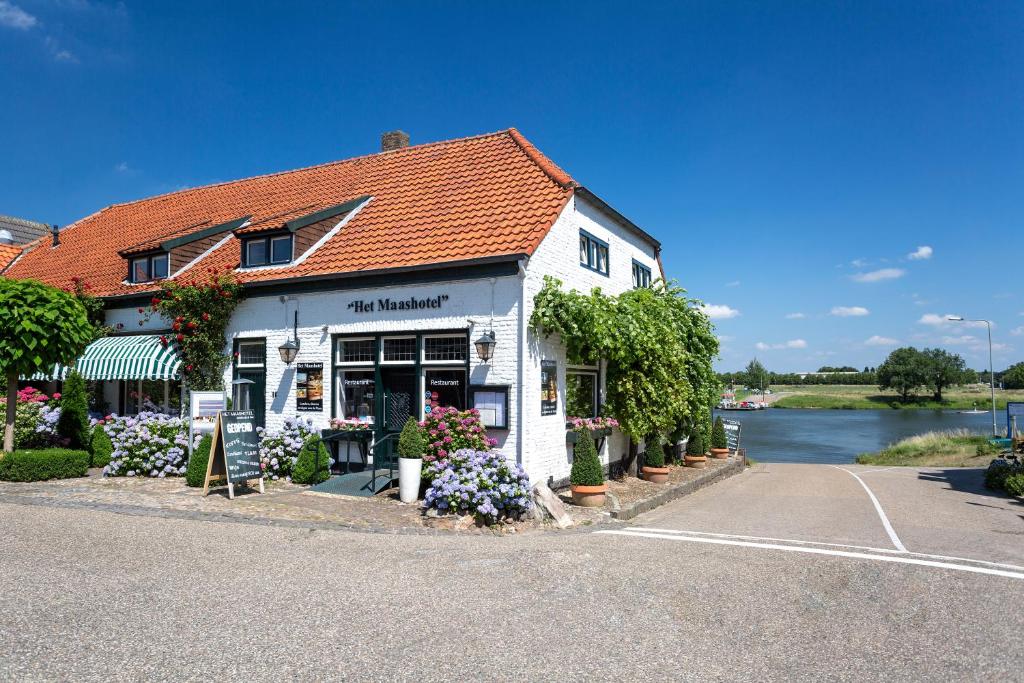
380, 130, 410, 152
51, 224, 60, 248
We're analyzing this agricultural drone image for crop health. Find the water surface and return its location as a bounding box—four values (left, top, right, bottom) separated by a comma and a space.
716, 408, 1008, 464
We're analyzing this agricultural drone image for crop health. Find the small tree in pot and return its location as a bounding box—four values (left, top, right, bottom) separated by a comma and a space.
710, 416, 729, 459
397, 417, 425, 503
684, 428, 707, 469
641, 435, 670, 483
570, 429, 607, 506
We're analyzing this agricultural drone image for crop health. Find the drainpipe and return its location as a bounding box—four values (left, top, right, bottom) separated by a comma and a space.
516, 257, 528, 470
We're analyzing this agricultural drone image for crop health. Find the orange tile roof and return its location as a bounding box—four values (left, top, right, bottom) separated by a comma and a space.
0, 243, 22, 272
5, 129, 577, 298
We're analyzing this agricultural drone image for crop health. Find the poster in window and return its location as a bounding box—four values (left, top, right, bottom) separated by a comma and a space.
472, 386, 509, 429
541, 360, 557, 416
296, 362, 324, 412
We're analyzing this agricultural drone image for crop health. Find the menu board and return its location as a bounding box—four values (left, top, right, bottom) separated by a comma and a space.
722, 418, 742, 451
541, 361, 557, 416
296, 362, 324, 412
472, 386, 509, 429
203, 410, 264, 499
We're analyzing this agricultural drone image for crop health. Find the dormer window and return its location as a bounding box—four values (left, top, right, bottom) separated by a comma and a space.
129, 253, 169, 283
243, 234, 292, 267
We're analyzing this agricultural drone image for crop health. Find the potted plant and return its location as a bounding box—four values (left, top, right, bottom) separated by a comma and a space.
641, 435, 670, 483
684, 428, 707, 469
710, 417, 729, 459
397, 417, 425, 503
570, 429, 607, 507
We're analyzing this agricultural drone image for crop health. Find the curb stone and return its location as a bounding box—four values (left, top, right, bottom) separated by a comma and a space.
609, 456, 745, 521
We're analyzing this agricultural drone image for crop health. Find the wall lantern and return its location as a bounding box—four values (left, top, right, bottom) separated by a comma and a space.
474, 331, 497, 363
231, 378, 254, 411
278, 310, 300, 365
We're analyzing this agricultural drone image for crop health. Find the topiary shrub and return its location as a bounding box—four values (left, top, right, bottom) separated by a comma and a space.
1005, 472, 1024, 498
570, 428, 604, 486
185, 434, 213, 488
686, 428, 705, 456
712, 416, 728, 450
984, 458, 1018, 490
57, 371, 91, 451
90, 423, 113, 468
398, 417, 425, 459
0, 448, 90, 482
644, 435, 666, 468
292, 436, 331, 485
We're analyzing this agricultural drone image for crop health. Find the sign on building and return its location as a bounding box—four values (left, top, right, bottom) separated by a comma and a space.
203, 410, 264, 500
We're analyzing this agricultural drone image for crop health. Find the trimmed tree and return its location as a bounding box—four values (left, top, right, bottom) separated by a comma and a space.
570, 428, 604, 486
643, 435, 666, 468
57, 370, 91, 450
398, 417, 425, 458
0, 279, 93, 454
185, 433, 213, 487
90, 424, 113, 469
292, 437, 331, 485
712, 416, 728, 450
686, 428, 705, 456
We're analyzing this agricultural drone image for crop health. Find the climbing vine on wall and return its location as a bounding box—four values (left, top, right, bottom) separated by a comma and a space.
142, 269, 243, 391
530, 276, 720, 446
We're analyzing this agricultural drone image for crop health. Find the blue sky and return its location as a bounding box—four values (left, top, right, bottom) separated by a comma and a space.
2, 1, 1022, 372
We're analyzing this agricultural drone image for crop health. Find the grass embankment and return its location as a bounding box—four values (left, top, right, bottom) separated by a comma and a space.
855, 429, 1001, 467
771, 384, 1024, 411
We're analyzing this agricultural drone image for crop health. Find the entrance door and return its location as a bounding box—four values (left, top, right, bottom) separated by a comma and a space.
378, 367, 417, 470
235, 369, 266, 429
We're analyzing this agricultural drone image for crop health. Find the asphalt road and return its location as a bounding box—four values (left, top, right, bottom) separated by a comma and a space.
2, 463, 1023, 681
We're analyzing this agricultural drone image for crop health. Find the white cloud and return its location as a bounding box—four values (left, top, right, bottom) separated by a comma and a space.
1010, 326, 1024, 337
831, 306, 869, 317
864, 335, 899, 346
918, 313, 991, 329
784, 312, 806, 320
851, 258, 869, 268
115, 161, 129, 173
717, 335, 735, 342
44, 35, 76, 63
725, 280, 740, 287
755, 339, 807, 350
940, 335, 977, 346
851, 268, 905, 283
907, 245, 933, 260
0, 1, 37, 29
701, 303, 740, 320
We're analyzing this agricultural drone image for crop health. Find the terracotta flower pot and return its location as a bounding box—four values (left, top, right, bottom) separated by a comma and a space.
710, 448, 729, 459
684, 455, 707, 469
641, 466, 670, 484
570, 483, 608, 507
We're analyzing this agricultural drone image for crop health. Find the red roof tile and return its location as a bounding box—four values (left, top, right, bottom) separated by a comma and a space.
5, 129, 576, 297
0, 243, 22, 272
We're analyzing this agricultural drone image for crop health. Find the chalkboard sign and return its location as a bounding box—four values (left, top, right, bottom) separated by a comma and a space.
722, 418, 742, 451
203, 410, 265, 499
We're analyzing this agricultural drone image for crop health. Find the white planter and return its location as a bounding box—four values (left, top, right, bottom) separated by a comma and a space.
398, 457, 422, 503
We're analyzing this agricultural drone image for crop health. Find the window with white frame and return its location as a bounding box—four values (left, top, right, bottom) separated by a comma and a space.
381, 336, 416, 363
579, 230, 609, 276
336, 337, 376, 365
243, 234, 293, 267
236, 341, 266, 367
423, 335, 468, 363
566, 370, 598, 418
632, 260, 652, 288
128, 253, 169, 283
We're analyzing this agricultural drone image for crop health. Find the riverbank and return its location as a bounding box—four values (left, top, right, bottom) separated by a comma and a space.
769, 384, 1024, 411
855, 429, 1001, 467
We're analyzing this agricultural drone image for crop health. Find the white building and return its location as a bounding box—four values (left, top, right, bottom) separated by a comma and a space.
9, 129, 662, 487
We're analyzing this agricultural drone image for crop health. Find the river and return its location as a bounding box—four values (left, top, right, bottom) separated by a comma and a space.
715, 408, 1010, 464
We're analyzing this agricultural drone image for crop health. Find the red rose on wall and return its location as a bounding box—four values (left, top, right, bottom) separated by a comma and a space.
176, 334, 185, 342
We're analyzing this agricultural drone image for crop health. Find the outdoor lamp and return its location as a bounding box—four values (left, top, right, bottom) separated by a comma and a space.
474, 330, 497, 363
232, 378, 254, 411
277, 309, 300, 365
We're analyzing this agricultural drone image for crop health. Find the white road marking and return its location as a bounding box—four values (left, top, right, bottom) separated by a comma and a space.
628, 527, 1024, 572
830, 465, 907, 552
595, 530, 1024, 581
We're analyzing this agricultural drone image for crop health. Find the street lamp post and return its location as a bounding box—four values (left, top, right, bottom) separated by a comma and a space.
948, 316, 997, 436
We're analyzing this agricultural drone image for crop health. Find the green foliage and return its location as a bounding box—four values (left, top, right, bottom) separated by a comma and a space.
57, 371, 91, 450
185, 433, 213, 487
0, 279, 93, 380
0, 448, 90, 481
146, 270, 243, 390
530, 276, 719, 443
685, 428, 705, 456
397, 417, 425, 459
90, 424, 113, 468
744, 359, 769, 390
712, 416, 728, 450
570, 429, 604, 486
877, 347, 930, 401
68, 278, 111, 341
292, 436, 331, 485
921, 347, 967, 401
1004, 473, 1024, 498
1002, 363, 1024, 390
643, 435, 666, 468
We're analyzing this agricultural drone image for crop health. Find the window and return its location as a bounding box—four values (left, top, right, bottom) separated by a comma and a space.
236, 341, 266, 367
423, 335, 468, 363
632, 260, 652, 288
128, 253, 169, 283
337, 370, 376, 422
541, 360, 558, 415
382, 336, 416, 363
566, 371, 598, 418
579, 230, 609, 276
337, 338, 376, 364
425, 369, 467, 411
244, 235, 293, 267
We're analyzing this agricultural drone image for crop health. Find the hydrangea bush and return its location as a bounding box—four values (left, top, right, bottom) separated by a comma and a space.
1, 387, 63, 450
423, 448, 532, 523
258, 416, 317, 481
103, 412, 189, 478
420, 407, 497, 465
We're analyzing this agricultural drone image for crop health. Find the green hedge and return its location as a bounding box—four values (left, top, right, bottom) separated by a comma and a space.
1005, 473, 1024, 498
185, 434, 213, 488
0, 449, 90, 482
90, 424, 113, 468
292, 437, 331, 485
712, 417, 728, 450
58, 371, 91, 451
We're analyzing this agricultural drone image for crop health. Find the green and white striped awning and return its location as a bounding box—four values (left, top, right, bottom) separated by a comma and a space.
27, 335, 182, 382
